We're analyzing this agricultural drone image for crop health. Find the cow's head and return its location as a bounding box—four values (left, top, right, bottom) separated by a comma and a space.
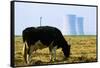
62, 41, 71, 58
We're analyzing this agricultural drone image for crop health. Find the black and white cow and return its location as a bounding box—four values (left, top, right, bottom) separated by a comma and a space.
22, 26, 70, 64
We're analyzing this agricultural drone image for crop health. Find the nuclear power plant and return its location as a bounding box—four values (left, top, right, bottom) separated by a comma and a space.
67, 15, 77, 35
65, 15, 84, 35
77, 17, 84, 35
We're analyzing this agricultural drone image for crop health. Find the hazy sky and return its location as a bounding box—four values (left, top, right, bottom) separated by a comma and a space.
15, 2, 97, 35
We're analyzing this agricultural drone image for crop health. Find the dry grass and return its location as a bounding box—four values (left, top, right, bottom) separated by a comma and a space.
14, 35, 97, 66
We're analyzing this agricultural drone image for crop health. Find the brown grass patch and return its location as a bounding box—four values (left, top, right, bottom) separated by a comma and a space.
14, 35, 97, 66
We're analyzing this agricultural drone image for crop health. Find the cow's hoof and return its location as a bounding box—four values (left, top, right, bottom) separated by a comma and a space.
63, 57, 69, 61
50, 59, 56, 63
34, 60, 42, 64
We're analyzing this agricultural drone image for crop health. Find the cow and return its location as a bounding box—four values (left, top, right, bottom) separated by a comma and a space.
22, 26, 70, 64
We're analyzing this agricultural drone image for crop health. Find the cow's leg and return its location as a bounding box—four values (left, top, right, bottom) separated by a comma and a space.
23, 41, 29, 64
25, 45, 34, 64
28, 45, 35, 64
49, 42, 53, 61
49, 46, 57, 62
52, 46, 57, 62
26, 54, 30, 64
49, 41, 57, 62
54, 46, 57, 61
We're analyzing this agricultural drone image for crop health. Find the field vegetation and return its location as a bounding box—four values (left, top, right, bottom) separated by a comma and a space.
14, 35, 97, 66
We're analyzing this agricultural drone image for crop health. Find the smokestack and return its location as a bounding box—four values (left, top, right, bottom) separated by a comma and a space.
40, 16, 42, 26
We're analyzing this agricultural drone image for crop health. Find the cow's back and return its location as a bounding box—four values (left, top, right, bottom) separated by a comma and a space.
22, 27, 39, 45
22, 26, 66, 47
37, 26, 64, 47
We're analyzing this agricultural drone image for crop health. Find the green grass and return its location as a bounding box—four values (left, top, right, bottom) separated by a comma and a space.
14, 35, 97, 66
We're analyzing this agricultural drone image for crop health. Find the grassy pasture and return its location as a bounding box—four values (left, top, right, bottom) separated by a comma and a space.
14, 35, 97, 66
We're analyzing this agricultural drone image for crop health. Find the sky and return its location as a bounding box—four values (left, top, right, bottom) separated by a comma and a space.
15, 2, 97, 35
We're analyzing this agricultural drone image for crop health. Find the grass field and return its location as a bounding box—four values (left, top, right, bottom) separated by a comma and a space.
14, 35, 97, 66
